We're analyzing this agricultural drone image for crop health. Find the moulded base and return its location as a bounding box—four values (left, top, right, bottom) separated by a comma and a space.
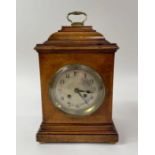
36, 122, 118, 143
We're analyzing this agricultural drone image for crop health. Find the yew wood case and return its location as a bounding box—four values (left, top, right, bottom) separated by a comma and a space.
35, 23, 119, 143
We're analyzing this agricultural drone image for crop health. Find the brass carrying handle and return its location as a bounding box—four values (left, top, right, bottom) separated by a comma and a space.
67, 11, 87, 26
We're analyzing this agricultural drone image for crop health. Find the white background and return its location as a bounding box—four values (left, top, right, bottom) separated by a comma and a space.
16, 0, 137, 155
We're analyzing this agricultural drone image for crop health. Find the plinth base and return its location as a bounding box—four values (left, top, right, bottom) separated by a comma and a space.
36, 122, 118, 143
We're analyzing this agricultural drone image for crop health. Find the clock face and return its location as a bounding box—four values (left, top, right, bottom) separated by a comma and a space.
49, 64, 105, 116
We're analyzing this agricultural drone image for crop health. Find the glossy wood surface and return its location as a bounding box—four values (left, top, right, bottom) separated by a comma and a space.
35, 25, 118, 143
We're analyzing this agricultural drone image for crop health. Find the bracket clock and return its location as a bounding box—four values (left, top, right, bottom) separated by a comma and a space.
35, 11, 119, 143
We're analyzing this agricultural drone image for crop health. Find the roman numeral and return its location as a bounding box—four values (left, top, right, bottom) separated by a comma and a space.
74, 71, 77, 76
84, 73, 87, 79
66, 73, 70, 78
60, 79, 65, 85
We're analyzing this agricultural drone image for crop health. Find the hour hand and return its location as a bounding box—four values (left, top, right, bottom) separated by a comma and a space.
74, 88, 93, 94
74, 88, 88, 104
74, 88, 84, 97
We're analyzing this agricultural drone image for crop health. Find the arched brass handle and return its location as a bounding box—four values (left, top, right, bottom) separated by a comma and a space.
67, 11, 87, 26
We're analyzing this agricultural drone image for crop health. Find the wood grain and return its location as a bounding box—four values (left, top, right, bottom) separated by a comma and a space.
35, 25, 119, 143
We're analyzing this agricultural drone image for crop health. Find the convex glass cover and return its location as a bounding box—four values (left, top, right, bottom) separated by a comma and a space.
49, 64, 105, 116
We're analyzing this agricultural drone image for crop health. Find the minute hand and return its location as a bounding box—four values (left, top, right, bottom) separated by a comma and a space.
77, 89, 93, 94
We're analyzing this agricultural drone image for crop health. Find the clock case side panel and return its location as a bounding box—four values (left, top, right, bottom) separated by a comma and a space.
38, 54, 48, 122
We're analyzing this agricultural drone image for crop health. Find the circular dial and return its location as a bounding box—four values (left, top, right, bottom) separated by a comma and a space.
49, 64, 105, 116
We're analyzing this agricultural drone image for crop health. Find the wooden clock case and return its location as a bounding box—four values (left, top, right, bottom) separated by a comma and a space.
35, 24, 119, 143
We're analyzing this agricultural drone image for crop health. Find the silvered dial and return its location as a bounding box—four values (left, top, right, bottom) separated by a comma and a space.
49, 64, 105, 116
